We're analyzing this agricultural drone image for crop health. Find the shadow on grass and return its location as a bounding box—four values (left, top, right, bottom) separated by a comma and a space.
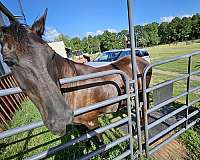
0, 110, 131, 160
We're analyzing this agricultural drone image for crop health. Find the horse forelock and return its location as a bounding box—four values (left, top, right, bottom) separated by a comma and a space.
1, 22, 30, 54
3, 22, 48, 56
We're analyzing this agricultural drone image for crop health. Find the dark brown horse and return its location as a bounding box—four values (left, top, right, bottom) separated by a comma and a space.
0, 10, 152, 136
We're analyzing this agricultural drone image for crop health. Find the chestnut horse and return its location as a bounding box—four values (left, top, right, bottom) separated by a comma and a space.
0, 10, 152, 136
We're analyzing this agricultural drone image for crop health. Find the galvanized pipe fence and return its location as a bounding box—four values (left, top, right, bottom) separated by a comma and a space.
0, 0, 199, 159
0, 70, 141, 160
1, 52, 200, 159
142, 51, 200, 157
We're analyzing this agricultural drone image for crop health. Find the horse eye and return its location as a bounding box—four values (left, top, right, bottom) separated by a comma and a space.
5, 61, 15, 67
3, 58, 15, 67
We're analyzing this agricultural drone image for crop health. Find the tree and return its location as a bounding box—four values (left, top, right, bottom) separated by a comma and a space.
158, 22, 171, 44
181, 17, 192, 41
191, 13, 200, 39
134, 25, 146, 47
117, 29, 128, 48
143, 22, 160, 46
169, 17, 182, 43
55, 34, 71, 48
98, 31, 119, 51
70, 37, 82, 51
55, 13, 200, 53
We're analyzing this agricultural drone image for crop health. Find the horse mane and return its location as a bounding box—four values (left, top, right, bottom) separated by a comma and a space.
1, 22, 30, 54
3, 22, 29, 44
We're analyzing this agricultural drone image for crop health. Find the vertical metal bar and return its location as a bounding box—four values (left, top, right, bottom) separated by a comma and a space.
125, 74, 134, 159
142, 68, 150, 157
127, 0, 142, 155
186, 56, 192, 128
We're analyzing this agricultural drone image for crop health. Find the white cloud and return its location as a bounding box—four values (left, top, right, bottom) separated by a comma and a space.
180, 14, 193, 18
107, 28, 118, 33
96, 30, 104, 35
86, 28, 118, 36
160, 14, 193, 22
86, 32, 94, 36
160, 16, 175, 22
44, 27, 60, 41
142, 23, 148, 26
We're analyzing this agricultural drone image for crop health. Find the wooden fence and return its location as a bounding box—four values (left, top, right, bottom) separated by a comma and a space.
0, 74, 26, 128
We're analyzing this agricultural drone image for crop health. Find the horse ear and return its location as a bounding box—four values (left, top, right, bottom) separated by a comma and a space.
31, 8, 48, 37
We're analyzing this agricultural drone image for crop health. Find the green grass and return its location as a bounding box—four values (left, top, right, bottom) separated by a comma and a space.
147, 41, 200, 73
0, 100, 132, 160
147, 41, 200, 60
180, 124, 200, 160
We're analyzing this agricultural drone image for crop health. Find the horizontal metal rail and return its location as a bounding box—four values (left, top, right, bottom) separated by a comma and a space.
60, 70, 130, 84
113, 150, 131, 160
0, 87, 22, 96
0, 69, 134, 159
146, 68, 200, 94
143, 51, 200, 90
0, 70, 130, 97
148, 108, 200, 144
149, 117, 186, 144
26, 117, 129, 160
149, 118, 199, 155
0, 94, 128, 140
74, 94, 128, 116
189, 86, 200, 93
0, 70, 130, 140
80, 134, 130, 160
148, 105, 187, 129
148, 92, 188, 114
145, 51, 200, 73
146, 74, 189, 93
190, 69, 200, 76
0, 121, 43, 139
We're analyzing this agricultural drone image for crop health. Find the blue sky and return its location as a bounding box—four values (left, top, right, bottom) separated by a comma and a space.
2, 0, 200, 40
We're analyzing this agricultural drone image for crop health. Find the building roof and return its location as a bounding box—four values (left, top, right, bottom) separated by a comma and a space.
48, 41, 67, 58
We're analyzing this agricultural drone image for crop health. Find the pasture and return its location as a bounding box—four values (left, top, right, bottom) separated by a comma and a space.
0, 41, 200, 159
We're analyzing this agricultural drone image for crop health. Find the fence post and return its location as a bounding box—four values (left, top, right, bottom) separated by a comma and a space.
127, 0, 143, 156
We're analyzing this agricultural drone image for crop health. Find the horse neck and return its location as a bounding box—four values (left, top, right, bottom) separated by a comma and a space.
49, 53, 99, 84
52, 54, 78, 80
60, 57, 97, 76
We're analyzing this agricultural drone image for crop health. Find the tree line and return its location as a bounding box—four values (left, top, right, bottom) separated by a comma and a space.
55, 13, 200, 54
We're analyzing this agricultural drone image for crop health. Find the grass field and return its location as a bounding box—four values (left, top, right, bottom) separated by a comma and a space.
147, 41, 200, 159
148, 41, 200, 73
0, 41, 200, 159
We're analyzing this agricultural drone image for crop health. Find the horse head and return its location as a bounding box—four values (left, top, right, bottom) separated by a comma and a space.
0, 9, 73, 136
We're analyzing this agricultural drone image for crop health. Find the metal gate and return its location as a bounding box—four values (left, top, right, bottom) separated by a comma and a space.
0, 0, 143, 159
0, 70, 142, 159
142, 51, 200, 157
